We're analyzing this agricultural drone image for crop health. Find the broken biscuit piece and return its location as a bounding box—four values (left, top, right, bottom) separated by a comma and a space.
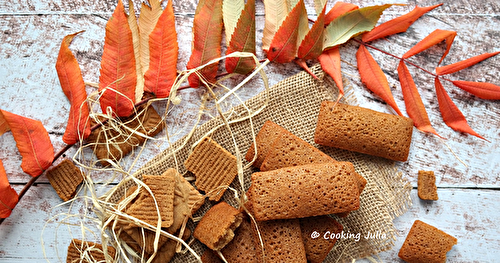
418, 170, 438, 201
194, 202, 243, 250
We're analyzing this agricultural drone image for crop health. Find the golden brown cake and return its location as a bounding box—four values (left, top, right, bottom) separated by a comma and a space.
249, 162, 360, 221
398, 220, 457, 263
314, 101, 414, 162
193, 202, 243, 250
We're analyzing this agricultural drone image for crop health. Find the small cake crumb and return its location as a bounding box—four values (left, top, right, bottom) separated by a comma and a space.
418, 170, 438, 201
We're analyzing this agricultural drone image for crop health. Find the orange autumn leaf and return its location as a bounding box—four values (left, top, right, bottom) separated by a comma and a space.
297, 3, 325, 60
325, 2, 359, 25
402, 29, 456, 65
318, 47, 343, 101
362, 4, 443, 42
356, 45, 403, 115
226, 0, 256, 75
55, 31, 91, 145
144, 0, 178, 98
99, 0, 137, 117
0, 109, 54, 177
0, 159, 18, 219
452, 81, 500, 100
436, 51, 500, 75
186, 0, 223, 88
267, 0, 304, 63
397, 61, 441, 137
435, 77, 486, 140
294, 58, 319, 80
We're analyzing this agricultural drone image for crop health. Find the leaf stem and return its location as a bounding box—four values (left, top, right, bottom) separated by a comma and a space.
353, 38, 453, 82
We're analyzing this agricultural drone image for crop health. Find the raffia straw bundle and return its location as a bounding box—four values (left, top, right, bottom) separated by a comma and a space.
100, 63, 412, 262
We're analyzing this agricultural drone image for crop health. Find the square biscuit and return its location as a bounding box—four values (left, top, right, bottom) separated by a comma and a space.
46, 159, 84, 202
66, 239, 116, 263
126, 173, 175, 228
184, 137, 238, 201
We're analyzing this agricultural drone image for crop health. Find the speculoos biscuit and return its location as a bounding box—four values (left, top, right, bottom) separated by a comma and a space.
184, 137, 238, 201
66, 239, 116, 263
46, 159, 84, 202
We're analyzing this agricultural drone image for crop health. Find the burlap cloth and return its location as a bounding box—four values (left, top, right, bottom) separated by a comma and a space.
109, 64, 412, 262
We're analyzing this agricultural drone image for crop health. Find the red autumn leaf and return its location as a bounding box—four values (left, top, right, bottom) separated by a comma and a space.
452, 80, 500, 100
435, 77, 486, 140
397, 61, 442, 137
356, 45, 403, 115
144, 0, 178, 98
324, 2, 359, 26
318, 47, 343, 101
402, 29, 456, 65
55, 31, 91, 145
436, 51, 500, 75
99, 0, 137, 117
0, 159, 18, 219
226, 0, 256, 75
267, 0, 305, 63
0, 110, 55, 177
186, 0, 223, 88
362, 4, 443, 42
297, 3, 325, 60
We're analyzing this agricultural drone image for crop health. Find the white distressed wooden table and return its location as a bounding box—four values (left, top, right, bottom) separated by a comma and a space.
0, 0, 499, 262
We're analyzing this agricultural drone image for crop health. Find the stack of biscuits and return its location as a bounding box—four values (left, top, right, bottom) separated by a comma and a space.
105, 168, 205, 263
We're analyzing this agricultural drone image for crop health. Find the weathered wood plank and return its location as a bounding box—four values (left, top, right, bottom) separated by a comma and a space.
360, 189, 500, 262
1, 0, 499, 16
0, 186, 498, 262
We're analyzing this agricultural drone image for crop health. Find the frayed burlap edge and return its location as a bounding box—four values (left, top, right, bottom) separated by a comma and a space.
108, 64, 412, 262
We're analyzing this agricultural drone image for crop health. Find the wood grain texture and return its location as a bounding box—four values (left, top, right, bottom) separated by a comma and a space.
0, 0, 499, 262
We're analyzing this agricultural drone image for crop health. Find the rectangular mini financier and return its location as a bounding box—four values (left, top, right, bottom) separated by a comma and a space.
314, 101, 414, 162
248, 162, 360, 221
300, 216, 343, 263
253, 218, 308, 263
398, 220, 457, 263
245, 120, 288, 168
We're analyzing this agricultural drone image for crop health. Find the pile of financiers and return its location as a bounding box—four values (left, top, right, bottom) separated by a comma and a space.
45, 101, 455, 263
